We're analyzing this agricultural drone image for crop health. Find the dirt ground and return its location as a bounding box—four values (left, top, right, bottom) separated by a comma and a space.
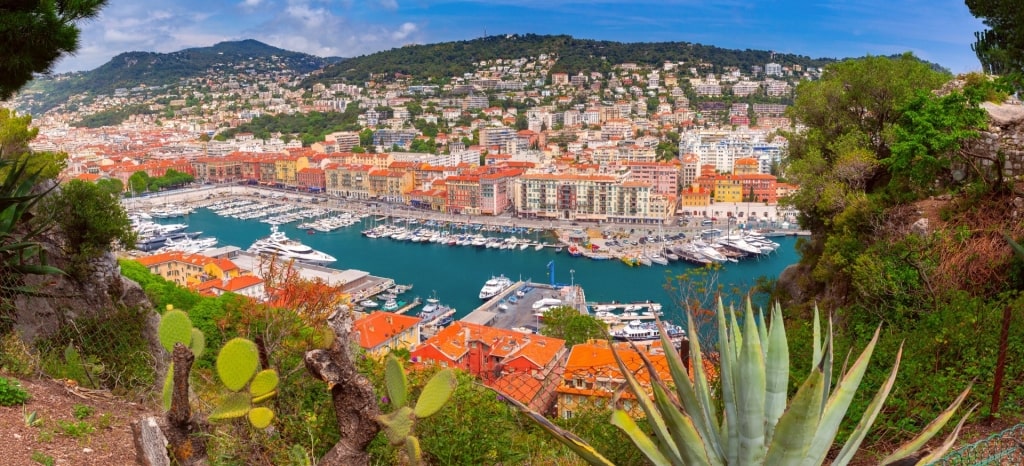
0, 376, 155, 466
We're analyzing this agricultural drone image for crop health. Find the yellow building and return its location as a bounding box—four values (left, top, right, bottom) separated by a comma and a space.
274, 156, 310, 187
713, 175, 743, 203
352, 312, 422, 360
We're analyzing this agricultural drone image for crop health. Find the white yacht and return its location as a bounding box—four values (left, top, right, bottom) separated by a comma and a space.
247, 225, 337, 265
478, 274, 514, 300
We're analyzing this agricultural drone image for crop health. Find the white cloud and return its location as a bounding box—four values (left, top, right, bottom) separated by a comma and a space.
391, 22, 417, 40
379, 0, 398, 10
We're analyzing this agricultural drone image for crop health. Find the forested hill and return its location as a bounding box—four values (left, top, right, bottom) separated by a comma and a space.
19, 40, 343, 114
307, 33, 835, 85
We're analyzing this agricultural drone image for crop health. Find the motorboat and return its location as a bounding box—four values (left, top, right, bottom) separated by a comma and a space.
418, 293, 454, 325
359, 300, 379, 308
612, 320, 686, 342
479, 274, 514, 300
247, 225, 337, 265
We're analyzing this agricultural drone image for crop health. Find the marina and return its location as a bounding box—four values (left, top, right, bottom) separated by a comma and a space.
132, 190, 802, 326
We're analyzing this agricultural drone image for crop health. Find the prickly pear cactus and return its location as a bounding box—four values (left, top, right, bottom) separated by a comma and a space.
158, 306, 207, 410
208, 337, 279, 429
376, 354, 457, 464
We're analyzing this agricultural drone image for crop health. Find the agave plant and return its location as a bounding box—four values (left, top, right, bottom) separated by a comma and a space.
516, 297, 975, 466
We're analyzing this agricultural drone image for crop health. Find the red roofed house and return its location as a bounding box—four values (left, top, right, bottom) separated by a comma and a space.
411, 322, 567, 412
352, 312, 422, 360
195, 275, 266, 300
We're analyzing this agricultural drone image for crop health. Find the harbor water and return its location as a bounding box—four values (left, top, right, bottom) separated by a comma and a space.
163, 208, 802, 325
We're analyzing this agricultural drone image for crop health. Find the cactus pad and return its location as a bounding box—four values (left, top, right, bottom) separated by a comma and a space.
216, 337, 259, 391
209, 392, 252, 421
188, 328, 206, 358
248, 407, 275, 429
378, 406, 414, 445
384, 354, 408, 408
413, 369, 457, 419
161, 365, 174, 411
405, 435, 422, 464
249, 369, 279, 399
158, 310, 193, 352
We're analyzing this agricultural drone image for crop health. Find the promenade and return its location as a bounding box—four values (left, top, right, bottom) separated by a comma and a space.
126, 185, 806, 245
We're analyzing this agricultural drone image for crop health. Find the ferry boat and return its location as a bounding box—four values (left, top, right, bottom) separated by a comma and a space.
479, 274, 514, 300
247, 225, 337, 265
611, 320, 687, 342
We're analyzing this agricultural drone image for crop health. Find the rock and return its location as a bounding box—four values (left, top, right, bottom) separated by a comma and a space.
83, 448, 94, 454
13, 433, 21, 440
1014, 197, 1023, 209
131, 416, 171, 466
982, 102, 1024, 127
911, 218, 930, 236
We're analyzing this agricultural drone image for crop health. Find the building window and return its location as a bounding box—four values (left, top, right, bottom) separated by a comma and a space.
563, 410, 573, 419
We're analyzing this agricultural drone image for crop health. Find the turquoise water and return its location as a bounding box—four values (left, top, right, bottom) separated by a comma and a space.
168, 209, 802, 324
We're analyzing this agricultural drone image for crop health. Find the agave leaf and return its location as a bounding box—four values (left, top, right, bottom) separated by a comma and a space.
385, 354, 408, 408
610, 409, 673, 466
609, 340, 683, 464
763, 358, 825, 464
756, 301, 769, 362
832, 344, 904, 466
716, 297, 739, 465
820, 315, 834, 414
801, 325, 882, 466
490, 386, 615, 466
879, 384, 973, 465
764, 302, 789, 445
651, 381, 714, 465
913, 404, 978, 465
1002, 232, 1024, 260
736, 298, 767, 464
811, 304, 822, 374
664, 314, 724, 465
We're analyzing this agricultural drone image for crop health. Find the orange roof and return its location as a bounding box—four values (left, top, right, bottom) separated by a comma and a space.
75, 173, 101, 182
353, 312, 421, 350
210, 258, 238, 272
421, 322, 564, 368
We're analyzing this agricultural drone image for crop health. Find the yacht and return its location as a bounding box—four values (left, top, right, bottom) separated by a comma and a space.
419, 294, 453, 325
478, 274, 514, 300
612, 320, 687, 342
247, 225, 337, 265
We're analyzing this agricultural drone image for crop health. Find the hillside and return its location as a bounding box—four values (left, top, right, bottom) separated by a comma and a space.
17, 40, 344, 114
307, 33, 835, 85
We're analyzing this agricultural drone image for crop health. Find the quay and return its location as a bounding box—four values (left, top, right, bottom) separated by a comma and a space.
200, 246, 396, 302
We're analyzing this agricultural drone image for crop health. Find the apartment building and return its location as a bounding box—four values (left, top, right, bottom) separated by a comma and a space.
353, 312, 422, 360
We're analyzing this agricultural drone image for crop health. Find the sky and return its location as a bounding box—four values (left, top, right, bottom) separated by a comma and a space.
55, 0, 987, 74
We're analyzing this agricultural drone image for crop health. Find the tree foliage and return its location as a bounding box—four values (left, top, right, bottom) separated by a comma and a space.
967, 0, 1024, 89
783, 54, 948, 233
540, 306, 608, 347
42, 180, 136, 269
217, 103, 361, 146
0, 0, 108, 100
307, 33, 833, 86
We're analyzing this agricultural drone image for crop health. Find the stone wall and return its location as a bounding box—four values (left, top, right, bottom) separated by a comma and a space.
963, 101, 1024, 179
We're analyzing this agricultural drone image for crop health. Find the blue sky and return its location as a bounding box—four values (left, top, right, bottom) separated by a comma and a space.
57, 0, 986, 74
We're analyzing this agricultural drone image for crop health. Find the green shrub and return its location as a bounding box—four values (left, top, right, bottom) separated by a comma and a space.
30, 451, 54, 466
72, 404, 93, 420
57, 419, 94, 439
0, 375, 30, 406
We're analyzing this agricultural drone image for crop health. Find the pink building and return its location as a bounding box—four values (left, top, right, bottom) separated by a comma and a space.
619, 160, 681, 196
